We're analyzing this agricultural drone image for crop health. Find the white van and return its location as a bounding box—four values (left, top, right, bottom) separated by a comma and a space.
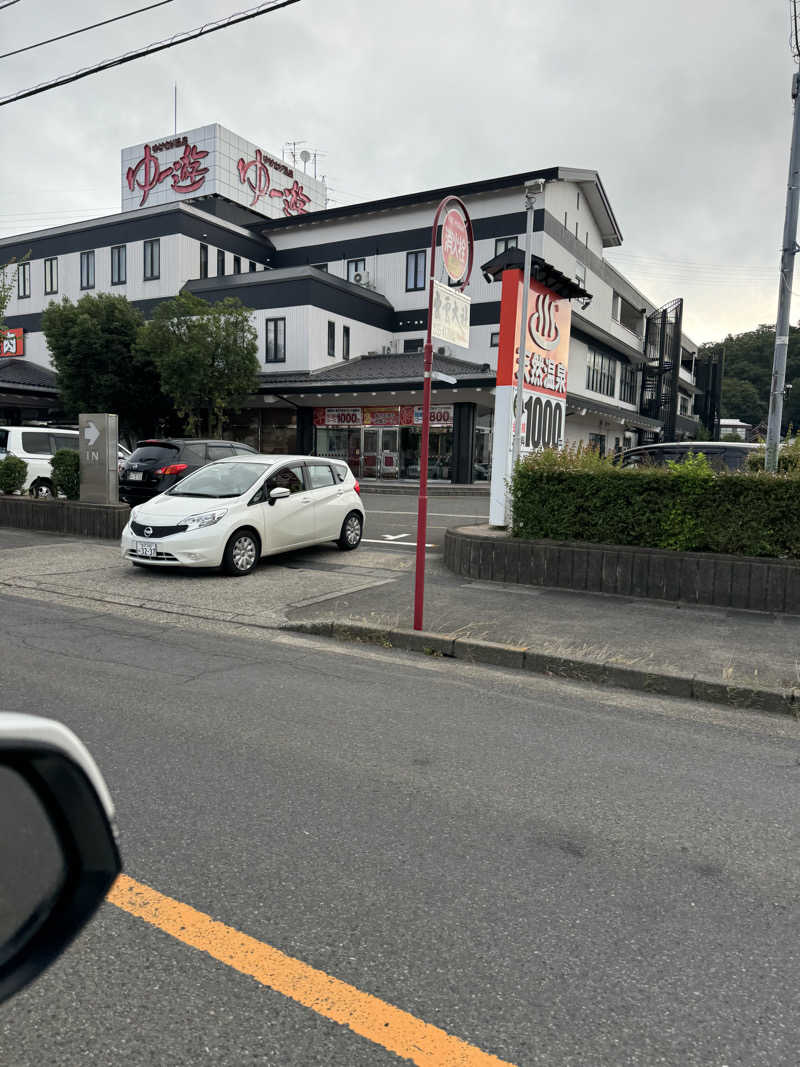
0, 426, 80, 498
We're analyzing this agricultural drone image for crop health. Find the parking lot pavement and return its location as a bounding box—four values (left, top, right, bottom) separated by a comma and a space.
0, 526, 414, 630
358, 491, 488, 550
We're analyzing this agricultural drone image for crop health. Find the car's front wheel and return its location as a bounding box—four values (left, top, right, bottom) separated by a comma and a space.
222, 529, 260, 576
29, 479, 54, 500
337, 511, 363, 551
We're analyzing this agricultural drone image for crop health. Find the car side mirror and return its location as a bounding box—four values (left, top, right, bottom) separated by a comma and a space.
0, 714, 121, 1005
268, 487, 291, 506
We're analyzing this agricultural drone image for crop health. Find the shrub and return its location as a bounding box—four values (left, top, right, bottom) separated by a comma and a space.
0, 455, 28, 494
511, 458, 800, 559
51, 449, 80, 500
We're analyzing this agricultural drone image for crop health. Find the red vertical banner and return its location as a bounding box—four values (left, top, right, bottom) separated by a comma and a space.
497, 269, 572, 451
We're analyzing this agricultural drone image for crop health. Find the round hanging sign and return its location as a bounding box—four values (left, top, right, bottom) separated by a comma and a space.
441, 208, 469, 282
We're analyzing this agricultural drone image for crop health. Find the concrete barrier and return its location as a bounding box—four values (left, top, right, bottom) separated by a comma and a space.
444, 525, 800, 614
0, 495, 130, 540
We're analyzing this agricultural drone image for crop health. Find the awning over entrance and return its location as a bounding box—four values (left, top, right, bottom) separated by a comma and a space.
566, 392, 662, 432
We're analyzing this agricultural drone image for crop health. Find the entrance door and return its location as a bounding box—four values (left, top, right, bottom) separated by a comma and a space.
362, 429, 379, 479
380, 428, 399, 479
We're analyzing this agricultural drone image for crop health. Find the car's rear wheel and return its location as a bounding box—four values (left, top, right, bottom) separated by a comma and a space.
29, 479, 54, 500
222, 529, 260, 576
337, 511, 363, 551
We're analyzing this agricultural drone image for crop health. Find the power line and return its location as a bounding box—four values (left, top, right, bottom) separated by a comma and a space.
0, 0, 302, 108
0, 0, 22, 10
0, 0, 179, 61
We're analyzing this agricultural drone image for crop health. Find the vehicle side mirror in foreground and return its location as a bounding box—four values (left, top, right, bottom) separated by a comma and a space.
0, 714, 121, 1005
268, 486, 291, 505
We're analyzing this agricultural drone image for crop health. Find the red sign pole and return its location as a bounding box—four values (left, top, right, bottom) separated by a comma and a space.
413, 196, 474, 631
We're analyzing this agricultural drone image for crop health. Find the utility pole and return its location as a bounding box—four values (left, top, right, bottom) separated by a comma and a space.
766, 60, 800, 469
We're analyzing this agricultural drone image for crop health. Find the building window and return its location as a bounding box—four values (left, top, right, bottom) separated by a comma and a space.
265, 318, 286, 363
327, 320, 336, 357
588, 432, 606, 456
312, 263, 328, 272
343, 325, 350, 361
490, 331, 500, 348
586, 348, 616, 397
347, 258, 366, 282
403, 338, 423, 353
111, 245, 126, 285
406, 250, 426, 291
233, 256, 241, 275
494, 236, 518, 256
577, 190, 581, 210
574, 262, 586, 288
44, 257, 58, 295
249, 260, 257, 272
679, 393, 690, 416
619, 363, 636, 404
199, 244, 208, 279
143, 239, 160, 281
17, 262, 30, 299
217, 249, 225, 276
80, 250, 95, 290
612, 292, 643, 336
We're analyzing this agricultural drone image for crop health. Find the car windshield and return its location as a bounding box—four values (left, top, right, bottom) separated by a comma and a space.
167, 461, 270, 498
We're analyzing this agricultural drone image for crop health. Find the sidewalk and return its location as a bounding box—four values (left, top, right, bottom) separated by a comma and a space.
1, 524, 797, 715
285, 552, 800, 715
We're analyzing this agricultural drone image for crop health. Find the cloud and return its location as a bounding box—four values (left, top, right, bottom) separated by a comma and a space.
0, 0, 795, 341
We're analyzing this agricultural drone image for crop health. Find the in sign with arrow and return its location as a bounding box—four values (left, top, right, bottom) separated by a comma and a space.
84, 421, 100, 447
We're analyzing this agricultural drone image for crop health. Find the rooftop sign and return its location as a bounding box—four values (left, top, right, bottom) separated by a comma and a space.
121, 124, 327, 219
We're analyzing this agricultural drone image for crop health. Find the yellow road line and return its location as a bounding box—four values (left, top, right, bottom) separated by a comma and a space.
107, 874, 516, 1067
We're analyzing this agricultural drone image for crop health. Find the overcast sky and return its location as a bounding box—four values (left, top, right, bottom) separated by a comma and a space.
0, 0, 794, 344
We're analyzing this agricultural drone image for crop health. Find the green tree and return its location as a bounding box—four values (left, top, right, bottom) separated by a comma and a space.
134, 291, 259, 436
700, 322, 800, 434
41, 292, 169, 444
720, 378, 765, 425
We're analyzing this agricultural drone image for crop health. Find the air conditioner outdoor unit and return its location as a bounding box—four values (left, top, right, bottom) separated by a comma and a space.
353, 271, 371, 286
436, 346, 446, 355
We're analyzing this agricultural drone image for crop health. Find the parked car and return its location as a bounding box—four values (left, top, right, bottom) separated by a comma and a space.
120, 454, 365, 575
0, 425, 80, 498
118, 438, 257, 506
617, 441, 760, 472
117, 443, 131, 474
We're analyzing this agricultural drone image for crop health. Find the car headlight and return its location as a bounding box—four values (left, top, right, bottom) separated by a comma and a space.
177, 508, 228, 532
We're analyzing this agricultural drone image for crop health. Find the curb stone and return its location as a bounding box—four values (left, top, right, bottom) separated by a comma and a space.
282, 620, 797, 717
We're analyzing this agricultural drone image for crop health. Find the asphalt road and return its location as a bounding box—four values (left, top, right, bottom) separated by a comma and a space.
1, 590, 799, 1065
358, 491, 488, 550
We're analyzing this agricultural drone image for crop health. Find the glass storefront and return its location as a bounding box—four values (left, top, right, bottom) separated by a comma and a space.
312, 402, 491, 483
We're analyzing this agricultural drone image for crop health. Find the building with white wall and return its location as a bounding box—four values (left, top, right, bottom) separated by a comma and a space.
0, 124, 712, 482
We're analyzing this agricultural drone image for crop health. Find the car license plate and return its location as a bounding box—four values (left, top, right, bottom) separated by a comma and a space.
136, 542, 158, 558
128, 471, 144, 481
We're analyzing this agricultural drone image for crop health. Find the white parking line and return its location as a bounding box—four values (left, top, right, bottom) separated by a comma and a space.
365, 509, 489, 518
362, 539, 435, 548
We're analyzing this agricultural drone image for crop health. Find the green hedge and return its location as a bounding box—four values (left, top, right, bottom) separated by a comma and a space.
0, 455, 28, 494
511, 464, 800, 559
51, 449, 80, 500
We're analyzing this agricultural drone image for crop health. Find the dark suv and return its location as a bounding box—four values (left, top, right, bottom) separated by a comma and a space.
119, 439, 257, 505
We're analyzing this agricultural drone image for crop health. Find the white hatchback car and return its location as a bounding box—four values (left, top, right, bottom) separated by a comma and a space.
120, 454, 365, 576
